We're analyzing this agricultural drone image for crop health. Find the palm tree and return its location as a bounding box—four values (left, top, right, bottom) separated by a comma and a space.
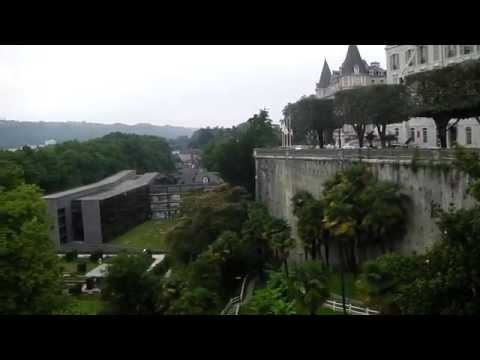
289, 261, 330, 315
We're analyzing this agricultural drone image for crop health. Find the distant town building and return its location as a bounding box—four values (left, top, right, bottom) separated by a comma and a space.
385, 45, 480, 148
44, 139, 57, 146
43, 170, 158, 248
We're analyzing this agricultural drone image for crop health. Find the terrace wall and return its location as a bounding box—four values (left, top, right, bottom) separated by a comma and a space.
254, 148, 477, 264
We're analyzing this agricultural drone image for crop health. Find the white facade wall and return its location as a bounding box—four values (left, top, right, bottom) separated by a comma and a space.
385, 45, 480, 148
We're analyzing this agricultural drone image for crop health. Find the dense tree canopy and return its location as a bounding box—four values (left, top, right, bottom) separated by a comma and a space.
292, 164, 407, 273
334, 87, 371, 148
202, 110, 280, 195
406, 58, 480, 148
0, 161, 66, 314
0, 132, 175, 194
0, 120, 194, 149
359, 146, 480, 314
362, 84, 412, 148
284, 96, 339, 148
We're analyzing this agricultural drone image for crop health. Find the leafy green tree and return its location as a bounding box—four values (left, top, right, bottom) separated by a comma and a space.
289, 261, 330, 315
334, 87, 372, 148
291, 192, 330, 264
244, 270, 296, 315
266, 218, 294, 276
0, 168, 66, 314
287, 96, 339, 147
102, 253, 160, 314
405, 59, 480, 148
322, 164, 407, 273
362, 84, 412, 148
165, 185, 249, 264
0, 132, 175, 194
357, 253, 421, 314
358, 146, 480, 314
165, 286, 221, 315
202, 110, 279, 195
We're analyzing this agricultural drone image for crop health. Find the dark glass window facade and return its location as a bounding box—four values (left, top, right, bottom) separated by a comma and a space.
100, 186, 151, 242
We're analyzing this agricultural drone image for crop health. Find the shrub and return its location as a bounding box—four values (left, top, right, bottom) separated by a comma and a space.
77, 261, 87, 274
65, 250, 78, 262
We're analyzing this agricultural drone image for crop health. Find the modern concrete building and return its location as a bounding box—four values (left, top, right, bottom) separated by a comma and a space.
385, 45, 480, 148
43, 170, 158, 248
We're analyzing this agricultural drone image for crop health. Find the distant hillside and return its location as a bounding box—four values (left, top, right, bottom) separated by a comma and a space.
0, 120, 197, 149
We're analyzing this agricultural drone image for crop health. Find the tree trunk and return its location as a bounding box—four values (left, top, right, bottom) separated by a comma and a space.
325, 129, 335, 145
318, 129, 325, 148
434, 115, 450, 148
311, 238, 317, 260
349, 244, 358, 273
354, 125, 366, 148
339, 242, 347, 315
283, 258, 289, 277
324, 243, 330, 267
376, 124, 387, 148
317, 237, 324, 263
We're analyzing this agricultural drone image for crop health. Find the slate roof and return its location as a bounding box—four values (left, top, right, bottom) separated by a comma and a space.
43, 170, 136, 199
317, 59, 332, 89
79, 172, 159, 201
341, 45, 369, 75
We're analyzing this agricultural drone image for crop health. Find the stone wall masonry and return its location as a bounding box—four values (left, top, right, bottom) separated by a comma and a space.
254, 148, 478, 264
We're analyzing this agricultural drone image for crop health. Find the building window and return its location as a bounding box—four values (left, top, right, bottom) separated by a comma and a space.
460, 45, 474, 55
422, 128, 428, 143
418, 45, 428, 64
410, 128, 415, 142
445, 45, 457, 58
466, 127, 472, 145
395, 128, 400, 138
390, 53, 399, 70
406, 49, 416, 67
57, 208, 67, 244
433, 45, 440, 61
354, 65, 360, 74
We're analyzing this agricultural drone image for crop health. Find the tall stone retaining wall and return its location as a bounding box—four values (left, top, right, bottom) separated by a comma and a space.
254, 148, 477, 264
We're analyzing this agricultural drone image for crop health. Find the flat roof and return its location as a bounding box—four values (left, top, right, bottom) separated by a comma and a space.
43, 170, 136, 199
79, 172, 159, 201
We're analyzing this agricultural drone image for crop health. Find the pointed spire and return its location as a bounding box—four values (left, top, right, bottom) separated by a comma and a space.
318, 59, 331, 89
341, 45, 368, 75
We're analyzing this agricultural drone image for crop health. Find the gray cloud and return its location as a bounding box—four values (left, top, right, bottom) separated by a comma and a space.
0, 45, 386, 128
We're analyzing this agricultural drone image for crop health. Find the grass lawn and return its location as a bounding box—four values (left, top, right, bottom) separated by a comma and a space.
65, 294, 106, 315
109, 219, 177, 251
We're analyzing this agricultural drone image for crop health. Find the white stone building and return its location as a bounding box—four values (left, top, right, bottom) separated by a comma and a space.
385, 45, 480, 148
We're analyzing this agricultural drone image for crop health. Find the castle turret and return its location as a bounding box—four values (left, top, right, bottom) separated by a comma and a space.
317, 59, 331, 89
341, 45, 368, 75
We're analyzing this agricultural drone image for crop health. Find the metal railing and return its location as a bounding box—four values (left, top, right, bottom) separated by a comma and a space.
324, 299, 380, 315
220, 274, 251, 315
254, 147, 479, 162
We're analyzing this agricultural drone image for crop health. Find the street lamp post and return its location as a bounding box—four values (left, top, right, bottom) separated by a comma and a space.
339, 242, 347, 315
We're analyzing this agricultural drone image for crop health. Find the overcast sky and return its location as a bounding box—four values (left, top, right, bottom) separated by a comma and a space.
0, 45, 386, 128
